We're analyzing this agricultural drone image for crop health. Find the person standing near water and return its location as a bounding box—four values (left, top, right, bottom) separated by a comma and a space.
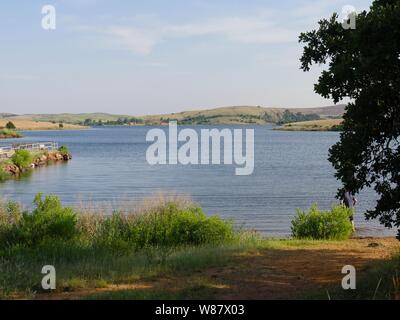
341, 189, 358, 231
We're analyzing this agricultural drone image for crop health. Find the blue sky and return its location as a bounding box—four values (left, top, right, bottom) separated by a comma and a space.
0, 0, 371, 115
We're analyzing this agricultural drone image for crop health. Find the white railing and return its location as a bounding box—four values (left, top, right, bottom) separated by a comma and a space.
0, 142, 59, 158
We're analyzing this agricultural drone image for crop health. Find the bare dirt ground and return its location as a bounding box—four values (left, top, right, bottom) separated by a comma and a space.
210, 237, 399, 299
36, 237, 399, 300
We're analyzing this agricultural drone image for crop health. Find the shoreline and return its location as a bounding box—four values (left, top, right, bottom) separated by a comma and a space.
0, 150, 72, 181
0, 193, 398, 300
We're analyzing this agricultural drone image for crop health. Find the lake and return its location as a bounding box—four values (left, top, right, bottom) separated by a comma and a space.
0, 126, 394, 237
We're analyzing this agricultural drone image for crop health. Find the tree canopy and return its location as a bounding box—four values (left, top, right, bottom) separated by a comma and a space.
299, 0, 400, 237
5, 121, 16, 130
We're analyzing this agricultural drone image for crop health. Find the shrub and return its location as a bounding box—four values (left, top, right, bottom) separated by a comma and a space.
58, 145, 69, 155
5, 121, 16, 130
11, 150, 33, 168
2, 193, 78, 248
291, 204, 354, 240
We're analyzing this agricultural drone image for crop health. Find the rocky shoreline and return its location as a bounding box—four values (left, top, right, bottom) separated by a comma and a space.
2, 151, 72, 176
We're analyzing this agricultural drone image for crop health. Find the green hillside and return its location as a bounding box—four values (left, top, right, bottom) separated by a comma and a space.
4, 105, 345, 126
142, 105, 345, 125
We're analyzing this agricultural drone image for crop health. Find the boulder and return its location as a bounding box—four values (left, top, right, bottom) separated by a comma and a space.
5, 164, 20, 175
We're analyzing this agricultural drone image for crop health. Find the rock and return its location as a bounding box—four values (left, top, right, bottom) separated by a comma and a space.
5, 164, 20, 175
367, 242, 381, 248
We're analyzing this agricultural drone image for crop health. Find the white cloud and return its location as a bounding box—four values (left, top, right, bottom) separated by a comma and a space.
166, 16, 297, 44
106, 26, 160, 55
98, 14, 298, 55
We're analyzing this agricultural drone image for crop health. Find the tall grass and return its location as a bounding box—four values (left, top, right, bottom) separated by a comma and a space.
0, 193, 235, 252
0, 193, 243, 298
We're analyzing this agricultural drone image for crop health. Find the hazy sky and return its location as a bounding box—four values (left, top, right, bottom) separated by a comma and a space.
0, 0, 371, 115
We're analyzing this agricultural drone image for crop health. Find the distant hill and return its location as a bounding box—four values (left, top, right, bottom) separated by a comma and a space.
0, 113, 17, 118
9, 113, 133, 125
3, 105, 345, 126
292, 104, 345, 116
142, 105, 346, 125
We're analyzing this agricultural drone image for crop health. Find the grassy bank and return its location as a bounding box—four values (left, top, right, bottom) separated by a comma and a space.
0, 194, 399, 300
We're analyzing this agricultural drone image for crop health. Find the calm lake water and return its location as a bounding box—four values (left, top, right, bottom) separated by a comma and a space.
0, 126, 394, 237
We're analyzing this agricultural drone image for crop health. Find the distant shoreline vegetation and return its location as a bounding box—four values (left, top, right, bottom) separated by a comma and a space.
1, 105, 345, 130
80, 109, 322, 127
274, 118, 344, 132
0, 128, 23, 139
0, 122, 24, 139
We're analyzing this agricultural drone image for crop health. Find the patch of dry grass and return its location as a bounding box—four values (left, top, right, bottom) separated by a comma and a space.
0, 119, 85, 130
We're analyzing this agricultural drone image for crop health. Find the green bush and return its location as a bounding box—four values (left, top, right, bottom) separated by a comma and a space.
11, 150, 33, 168
291, 204, 354, 240
2, 193, 78, 248
58, 145, 69, 155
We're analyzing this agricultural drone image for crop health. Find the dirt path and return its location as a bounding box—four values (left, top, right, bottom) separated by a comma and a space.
36, 237, 399, 300
208, 237, 399, 299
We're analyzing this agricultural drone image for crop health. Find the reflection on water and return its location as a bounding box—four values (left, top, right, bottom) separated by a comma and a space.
0, 126, 395, 237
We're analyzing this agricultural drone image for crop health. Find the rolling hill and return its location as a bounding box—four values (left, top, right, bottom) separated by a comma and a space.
141, 105, 345, 125
2, 104, 345, 126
